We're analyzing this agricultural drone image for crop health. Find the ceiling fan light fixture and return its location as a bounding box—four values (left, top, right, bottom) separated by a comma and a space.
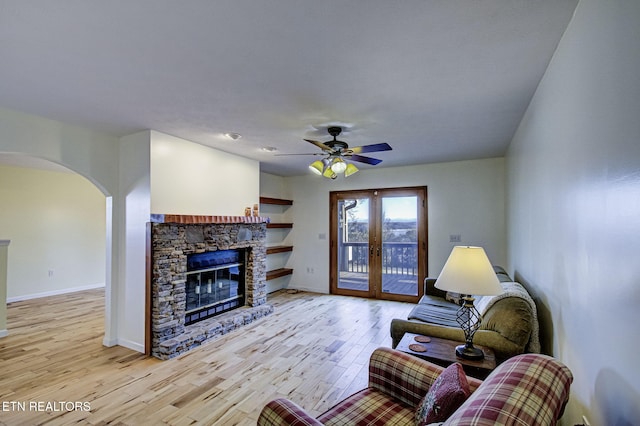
344, 163, 359, 177
295, 126, 392, 179
330, 157, 347, 173
309, 160, 324, 175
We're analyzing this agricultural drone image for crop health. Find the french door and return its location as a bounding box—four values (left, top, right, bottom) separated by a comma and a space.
329, 187, 427, 303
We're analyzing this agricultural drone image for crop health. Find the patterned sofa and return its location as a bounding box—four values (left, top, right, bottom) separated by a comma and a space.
258, 347, 573, 426
390, 266, 540, 363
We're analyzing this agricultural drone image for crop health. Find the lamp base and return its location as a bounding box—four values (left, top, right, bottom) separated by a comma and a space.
455, 344, 485, 360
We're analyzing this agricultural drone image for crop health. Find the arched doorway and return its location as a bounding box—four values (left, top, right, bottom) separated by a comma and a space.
0, 153, 113, 344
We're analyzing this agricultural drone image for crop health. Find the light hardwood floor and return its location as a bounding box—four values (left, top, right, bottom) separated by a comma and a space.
0, 289, 414, 425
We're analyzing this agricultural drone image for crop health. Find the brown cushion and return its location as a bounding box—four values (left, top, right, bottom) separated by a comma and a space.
481, 297, 532, 348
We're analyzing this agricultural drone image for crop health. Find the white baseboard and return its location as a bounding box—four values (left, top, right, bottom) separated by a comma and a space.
0, 329, 8, 338
284, 285, 327, 294
116, 338, 145, 354
6, 283, 105, 303
102, 336, 118, 347
103, 336, 145, 354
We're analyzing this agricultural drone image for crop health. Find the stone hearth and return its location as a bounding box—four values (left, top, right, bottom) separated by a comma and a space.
148, 215, 273, 359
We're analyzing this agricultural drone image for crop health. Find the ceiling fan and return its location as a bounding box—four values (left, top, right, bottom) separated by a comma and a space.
279, 126, 392, 179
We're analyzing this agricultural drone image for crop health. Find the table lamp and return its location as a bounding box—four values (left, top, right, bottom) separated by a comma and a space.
435, 246, 502, 360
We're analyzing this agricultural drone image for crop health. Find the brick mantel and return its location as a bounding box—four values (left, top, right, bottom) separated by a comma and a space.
150, 214, 270, 224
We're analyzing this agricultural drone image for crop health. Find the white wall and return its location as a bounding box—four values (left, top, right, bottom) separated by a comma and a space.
0, 107, 119, 194
115, 131, 151, 351
151, 131, 260, 216
260, 173, 290, 201
0, 166, 106, 300
506, 0, 640, 424
283, 158, 506, 293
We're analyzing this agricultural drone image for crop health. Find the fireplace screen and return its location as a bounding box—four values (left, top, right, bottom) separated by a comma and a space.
185, 249, 246, 325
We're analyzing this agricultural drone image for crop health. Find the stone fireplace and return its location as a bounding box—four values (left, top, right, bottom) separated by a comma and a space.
147, 214, 273, 359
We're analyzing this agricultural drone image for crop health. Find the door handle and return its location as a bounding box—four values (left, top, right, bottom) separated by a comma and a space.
376, 246, 380, 256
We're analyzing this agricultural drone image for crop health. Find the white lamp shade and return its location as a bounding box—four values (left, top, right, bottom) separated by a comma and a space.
331, 158, 347, 173
435, 246, 502, 296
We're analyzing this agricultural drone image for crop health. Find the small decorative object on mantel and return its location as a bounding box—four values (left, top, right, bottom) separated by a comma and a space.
252, 204, 259, 217
409, 343, 428, 353
415, 335, 431, 343
244, 207, 251, 216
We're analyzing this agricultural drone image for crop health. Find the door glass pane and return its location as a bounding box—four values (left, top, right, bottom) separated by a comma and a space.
337, 198, 369, 291
381, 196, 418, 296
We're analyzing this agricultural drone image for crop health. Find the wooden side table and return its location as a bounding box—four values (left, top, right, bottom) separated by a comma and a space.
396, 332, 496, 379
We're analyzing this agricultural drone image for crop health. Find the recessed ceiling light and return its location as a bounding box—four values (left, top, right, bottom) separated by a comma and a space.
224, 132, 242, 140
261, 146, 277, 152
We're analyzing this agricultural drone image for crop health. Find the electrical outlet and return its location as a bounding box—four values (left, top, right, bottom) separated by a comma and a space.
449, 234, 461, 243
582, 415, 591, 426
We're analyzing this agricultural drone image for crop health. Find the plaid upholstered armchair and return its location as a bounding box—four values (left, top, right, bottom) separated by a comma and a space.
258, 347, 573, 426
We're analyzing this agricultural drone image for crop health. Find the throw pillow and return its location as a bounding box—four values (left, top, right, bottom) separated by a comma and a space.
415, 363, 470, 425
445, 291, 463, 306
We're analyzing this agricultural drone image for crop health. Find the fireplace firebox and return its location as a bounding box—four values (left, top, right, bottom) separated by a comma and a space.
185, 249, 246, 325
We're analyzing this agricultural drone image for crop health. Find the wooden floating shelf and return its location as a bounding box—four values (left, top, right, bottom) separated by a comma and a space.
260, 197, 293, 206
266, 245, 294, 255
267, 223, 293, 229
266, 268, 293, 280
262, 196, 294, 285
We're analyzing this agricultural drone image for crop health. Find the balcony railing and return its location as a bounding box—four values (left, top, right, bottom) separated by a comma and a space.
339, 241, 418, 276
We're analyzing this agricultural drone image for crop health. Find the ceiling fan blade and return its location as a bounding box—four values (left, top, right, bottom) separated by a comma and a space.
304, 139, 332, 151
348, 143, 392, 154
349, 154, 383, 165
274, 152, 324, 156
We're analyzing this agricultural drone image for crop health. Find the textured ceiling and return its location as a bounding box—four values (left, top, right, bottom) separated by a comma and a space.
0, 0, 578, 176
